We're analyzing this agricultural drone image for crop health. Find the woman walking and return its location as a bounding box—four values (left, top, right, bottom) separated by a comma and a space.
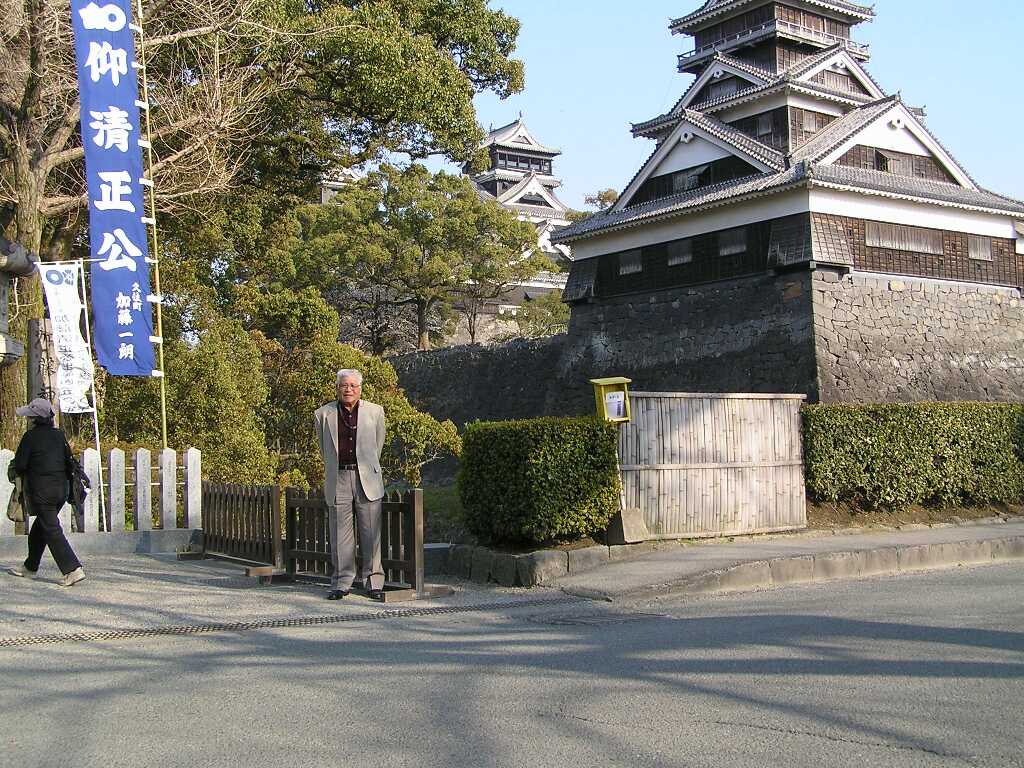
7, 398, 85, 587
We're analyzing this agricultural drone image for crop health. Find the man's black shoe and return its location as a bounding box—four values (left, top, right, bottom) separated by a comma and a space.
366, 588, 385, 602
326, 589, 349, 600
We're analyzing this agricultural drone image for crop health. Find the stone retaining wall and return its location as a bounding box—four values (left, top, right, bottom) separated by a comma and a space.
812, 267, 1024, 402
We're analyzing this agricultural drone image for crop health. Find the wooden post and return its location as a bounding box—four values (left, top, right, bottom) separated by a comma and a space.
411, 488, 424, 594
134, 448, 152, 531
184, 448, 201, 529
108, 448, 126, 532
83, 449, 101, 532
271, 485, 283, 569
159, 448, 176, 529
284, 488, 296, 578
0, 449, 14, 536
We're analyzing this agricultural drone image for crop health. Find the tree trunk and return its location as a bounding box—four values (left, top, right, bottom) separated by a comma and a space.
466, 304, 478, 344
416, 301, 430, 351
1, 156, 45, 449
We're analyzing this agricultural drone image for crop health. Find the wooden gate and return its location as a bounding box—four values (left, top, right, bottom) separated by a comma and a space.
618, 393, 806, 538
202, 482, 283, 567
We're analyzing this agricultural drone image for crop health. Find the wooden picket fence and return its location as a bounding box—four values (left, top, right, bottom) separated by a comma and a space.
0, 447, 201, 537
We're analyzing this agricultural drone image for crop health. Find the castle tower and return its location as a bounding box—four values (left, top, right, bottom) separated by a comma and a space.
467, 116, 572, 266
552, 2, 1024, 403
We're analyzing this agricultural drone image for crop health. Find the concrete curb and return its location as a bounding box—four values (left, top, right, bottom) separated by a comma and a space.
425, 516, 1020, 587
430, 541, 675, 587
597, 535, 1024, 601
0, 529, 202, 559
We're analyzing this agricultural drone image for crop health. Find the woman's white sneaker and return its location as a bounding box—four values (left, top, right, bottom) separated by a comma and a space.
58, 567, 86, 587
8, 566, 37, 579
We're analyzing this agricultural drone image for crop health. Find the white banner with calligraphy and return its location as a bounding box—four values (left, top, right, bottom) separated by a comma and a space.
37, 262, 95, 413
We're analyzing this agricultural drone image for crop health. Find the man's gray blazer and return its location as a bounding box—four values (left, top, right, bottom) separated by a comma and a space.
314, 400, 386, 502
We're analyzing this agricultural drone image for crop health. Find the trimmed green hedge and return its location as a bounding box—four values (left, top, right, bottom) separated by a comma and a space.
457, 416, 621, 547
803, 403, 1024, 509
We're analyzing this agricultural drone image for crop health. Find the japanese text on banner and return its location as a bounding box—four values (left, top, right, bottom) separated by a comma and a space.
71, 1, 156, 376
37, 263, 95, 413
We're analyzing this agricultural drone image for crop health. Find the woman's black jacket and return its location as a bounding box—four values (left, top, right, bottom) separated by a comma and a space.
13, 422, 72, 508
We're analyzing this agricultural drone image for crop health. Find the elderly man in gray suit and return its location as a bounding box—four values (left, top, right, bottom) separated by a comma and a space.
313, 369, 387, 601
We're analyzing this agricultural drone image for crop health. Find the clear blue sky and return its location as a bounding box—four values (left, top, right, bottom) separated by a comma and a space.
442, 0, 1023, 210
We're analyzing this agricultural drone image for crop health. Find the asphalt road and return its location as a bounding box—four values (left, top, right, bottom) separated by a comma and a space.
2, 563, 1023, 768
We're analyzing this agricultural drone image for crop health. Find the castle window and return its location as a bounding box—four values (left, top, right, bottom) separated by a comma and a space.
719, 227, 747, 256
876, 149, 913, 176
968, 235, 993, 261
618, 249, 643, 275
708, 78, 738, 101
667, 239, 693, 266
756, 114, 772, 137
866, 221, 943, 255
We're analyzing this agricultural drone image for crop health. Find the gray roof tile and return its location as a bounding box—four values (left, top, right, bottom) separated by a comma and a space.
672, 0, 873, 30
789, 95, 898, 162
553, 166, 806, 243
807, 165, 1024, 215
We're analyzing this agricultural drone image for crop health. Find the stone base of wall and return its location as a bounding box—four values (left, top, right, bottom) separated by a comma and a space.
392, 267, 1024, 433
813, 268, 1024, 402
392, 272, 819, 430
561, 270, 818, 399
0, 529, 202, 560
390, 336, 577, 427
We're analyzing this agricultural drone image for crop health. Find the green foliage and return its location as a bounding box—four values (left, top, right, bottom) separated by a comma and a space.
458, 416, 621, 546
102, 316, 277, 484
324, 163, 544, 350
495, 290, 569, 340
264, 336, 461, 489
803, 403, 1024, 509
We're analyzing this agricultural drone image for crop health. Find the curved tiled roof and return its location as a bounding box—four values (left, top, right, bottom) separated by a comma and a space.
553, 160, 1024, 246
807, 165, 1024, 215
553, 166, 806, 243
679, 109, 785, 169
788, 95, 899, 162
671, 0, 873, 32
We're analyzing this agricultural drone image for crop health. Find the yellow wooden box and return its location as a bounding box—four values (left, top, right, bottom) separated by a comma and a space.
589, 376, 632, 423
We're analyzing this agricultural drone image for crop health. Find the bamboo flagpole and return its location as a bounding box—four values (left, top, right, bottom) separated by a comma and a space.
131, 0, 169, 450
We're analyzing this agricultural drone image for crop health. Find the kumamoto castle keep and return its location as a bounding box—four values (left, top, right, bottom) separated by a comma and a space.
395, 0, 1024, 419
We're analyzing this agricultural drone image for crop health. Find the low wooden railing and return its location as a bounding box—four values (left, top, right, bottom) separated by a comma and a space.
202, 482, 282, 567
284, 488, 424, 596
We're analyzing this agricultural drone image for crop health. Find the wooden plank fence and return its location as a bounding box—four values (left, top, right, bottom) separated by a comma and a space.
284, 488, 425, 597
618, 392, 807, 538
202, 482, 282, 567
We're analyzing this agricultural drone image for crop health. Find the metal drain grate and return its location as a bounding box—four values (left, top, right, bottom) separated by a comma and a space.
0, 596, 585, 649
527, 611, 667, 627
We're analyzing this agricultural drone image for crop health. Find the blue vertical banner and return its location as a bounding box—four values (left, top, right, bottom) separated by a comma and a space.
71, 0, 156, 376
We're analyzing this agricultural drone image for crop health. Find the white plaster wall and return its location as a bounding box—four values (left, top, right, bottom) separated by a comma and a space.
809, 188, 1018, 238
849, 119, 932, 156
654, 136, 735, 175
788, 92, 849, 117
715, 92, 788, 122
569, 189, 810, 260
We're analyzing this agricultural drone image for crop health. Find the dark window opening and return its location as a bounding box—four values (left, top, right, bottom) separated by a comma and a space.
628, 156, 759, 207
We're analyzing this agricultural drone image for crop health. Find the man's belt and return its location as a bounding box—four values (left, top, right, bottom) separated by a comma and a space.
338, 463, 358, 471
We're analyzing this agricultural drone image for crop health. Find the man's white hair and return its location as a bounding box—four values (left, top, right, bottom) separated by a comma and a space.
336, 368, 364, 386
